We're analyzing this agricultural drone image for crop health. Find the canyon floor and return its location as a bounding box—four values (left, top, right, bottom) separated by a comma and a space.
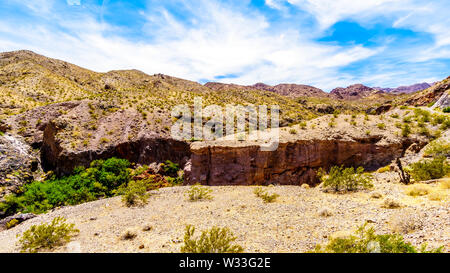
0, 172, 448, 253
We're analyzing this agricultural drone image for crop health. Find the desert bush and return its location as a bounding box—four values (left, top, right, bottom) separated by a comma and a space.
161, 160, 180, 177
401, 124, 411, 137
382, 197, 402, 209
253, 187, 279, 203
186, 184, 213, 201
370, 191, 383, 199
318, 166, 373, 192
118, 179, 151, 207
424, 139, 450, 157
377, 123, 386, 130
407, 156, 450, 182
311, 224, 443, 253
120, 229, 137, 240
440, 119, 450, 130
405, 184, 432, 196
181, 225, 244, 253
390, 211, 424, 234
0, 158, 131, 216
17, 217, 79, 253
6, 219, 19, 229
318, 207, 333, 217
377, 166, 391, 173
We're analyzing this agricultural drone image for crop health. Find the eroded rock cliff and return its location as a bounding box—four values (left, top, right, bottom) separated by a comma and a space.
186, 114, 428, 186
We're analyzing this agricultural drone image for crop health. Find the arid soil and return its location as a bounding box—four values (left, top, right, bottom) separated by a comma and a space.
0, 173, 448, 253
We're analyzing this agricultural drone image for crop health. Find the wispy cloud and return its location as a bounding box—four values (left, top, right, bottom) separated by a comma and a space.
0, 0, 449, 91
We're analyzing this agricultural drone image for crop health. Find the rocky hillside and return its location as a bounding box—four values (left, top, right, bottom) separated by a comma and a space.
0, 50, 449, 199
330, 84, 381, 100
405, 76, 450, 106
186, 109, 431, 186
375, 83, 432, 94
205, 82, 329, 98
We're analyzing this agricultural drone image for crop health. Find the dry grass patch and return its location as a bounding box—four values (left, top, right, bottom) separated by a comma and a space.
389, 211, 424, 234
405, 184, 432, 197
440, 178, 450, 189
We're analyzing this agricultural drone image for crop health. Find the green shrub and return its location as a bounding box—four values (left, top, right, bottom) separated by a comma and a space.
17, 217, 79, 253
166, 176, 184, 186
118, 179, 151, 207
0, 158, 131, 216
413, 108, 431, 123
186, 184, 213, 201
401, 124, 411, 137
432, 114, 447, 125
440, 119, 450, 130
407, 156, 450, 182
181, 225, 244, 253
253, 187, 279, 203
424, 139, 450, 157
318, 166, 373, 192
377, 123, 386, 130
312, 224, 443, 253
443, 107, 450, 113
6, 219, 19, 229
161, 160, 180, 177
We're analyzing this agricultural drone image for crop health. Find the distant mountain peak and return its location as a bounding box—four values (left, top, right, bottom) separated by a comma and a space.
330, 84, 376, 100
373, 82, 432, 94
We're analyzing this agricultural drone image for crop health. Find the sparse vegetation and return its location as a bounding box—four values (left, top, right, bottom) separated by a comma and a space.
181, 225, 244, 253
161, 160, 180, 177
0, 157, 131, 215
318, 166, 373, 192
424, 139, 450, 157
118, 179, 151, 207
253, 187, 279, 203
377, 123, 386, 130
390, 211, 424, 234
407, 156, 450, 182
405, 184, 432, 196
382, 197, 402, 209
311, 224, 443, 253
6, 219, 19, 229
186, 184, 213, 201
17, 217, 79, 253
377, 165, 391, 173
401, 124, 411, 137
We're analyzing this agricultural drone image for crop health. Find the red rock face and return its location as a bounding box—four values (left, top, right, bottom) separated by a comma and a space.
185, 138, 422, 186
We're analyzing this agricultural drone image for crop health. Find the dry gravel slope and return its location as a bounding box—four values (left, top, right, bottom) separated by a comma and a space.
0, 174, 448, 253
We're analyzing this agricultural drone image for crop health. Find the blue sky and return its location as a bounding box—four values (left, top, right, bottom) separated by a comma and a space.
1, 0, 449, 91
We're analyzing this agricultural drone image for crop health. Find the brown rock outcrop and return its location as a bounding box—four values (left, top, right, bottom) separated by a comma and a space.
186, 139, 417, 186
185, 114, 427, 186
38, 100, 191, 175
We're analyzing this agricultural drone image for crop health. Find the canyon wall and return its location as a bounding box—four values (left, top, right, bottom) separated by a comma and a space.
185, 137, 422, 186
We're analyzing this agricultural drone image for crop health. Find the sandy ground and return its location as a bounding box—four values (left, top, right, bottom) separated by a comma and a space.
0, 174, 448, 253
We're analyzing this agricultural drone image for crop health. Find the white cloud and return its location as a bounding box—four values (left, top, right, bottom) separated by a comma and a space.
286, 0, 408, 29
67, 0, 81, 6
0, 0, 381, 90
0, 0, 448, 91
